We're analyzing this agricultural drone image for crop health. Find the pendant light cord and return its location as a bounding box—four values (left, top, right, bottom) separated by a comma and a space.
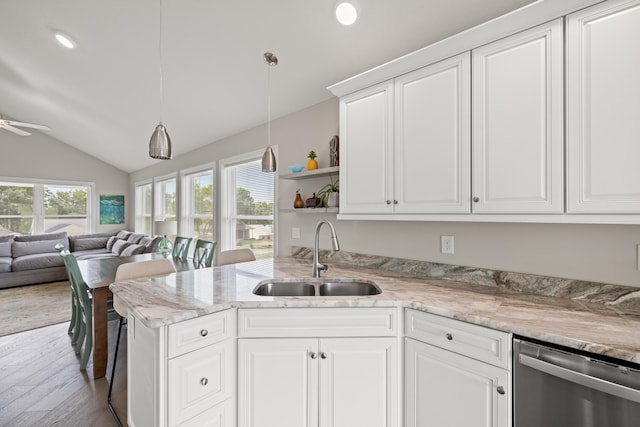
159, 0, 164, 123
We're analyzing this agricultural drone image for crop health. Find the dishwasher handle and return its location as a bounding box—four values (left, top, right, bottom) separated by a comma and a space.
519, 353, 640, 404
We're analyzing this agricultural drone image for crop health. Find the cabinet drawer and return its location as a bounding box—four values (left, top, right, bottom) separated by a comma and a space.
168, 340, 234, 426
178, 399, 235, 427
168, 309, 235, 358
404, 309, 510, 369
238, 307, 398, 337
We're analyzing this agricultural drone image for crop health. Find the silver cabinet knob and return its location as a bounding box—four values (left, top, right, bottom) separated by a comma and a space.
200, 329, 208, 337
393, 200, 398, 204
310, 352, 318, 359
320, 352, 328, 359
497, 386, 505, 395
446, 333, 453, 341
473, 197, 479, 202
386, 200, 391, 205
200, 378, 208, 386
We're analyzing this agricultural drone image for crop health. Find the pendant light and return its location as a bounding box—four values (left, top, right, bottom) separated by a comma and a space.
149, 0, 172, 160
261, 52, 278, 172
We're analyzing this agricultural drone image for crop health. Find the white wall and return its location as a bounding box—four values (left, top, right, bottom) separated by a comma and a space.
128, 97, 640, 288
0, 129, 129, 234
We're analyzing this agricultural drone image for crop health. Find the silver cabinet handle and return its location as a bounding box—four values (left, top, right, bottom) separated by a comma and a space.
200, 329, 208, 337
446, 333, 453, 341
200, 378, 208, 386
472, 197, 479, 202
320, 352, 328, 359
310, 352, 317, 359
497, 386, 505, 395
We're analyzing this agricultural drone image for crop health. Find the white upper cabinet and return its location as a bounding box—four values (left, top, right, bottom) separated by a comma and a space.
339, 81, 394, 214
471, 19, 564, 214
394, 53, 471, 214
566, 0, 640, 213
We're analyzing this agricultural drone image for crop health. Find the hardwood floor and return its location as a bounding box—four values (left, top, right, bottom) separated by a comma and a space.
0, 319, 127, 427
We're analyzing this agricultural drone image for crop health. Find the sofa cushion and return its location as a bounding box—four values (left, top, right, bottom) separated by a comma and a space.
12, 253, 65, 271
116, 230, 132, 240
68, 233, 111, 251
74, 249, 114, 261
73, 236, 110, 252
0, 236, 14, 257
0, 257, 11, 273
0, 235, 16, 243
126, 233, 145, 244
120, 244, 146, 256
111, 239, 132, 255
14, 232, 67, 242
12, 237, 70, 258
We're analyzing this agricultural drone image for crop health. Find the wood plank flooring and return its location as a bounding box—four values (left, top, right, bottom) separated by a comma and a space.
0, 320, 127, 427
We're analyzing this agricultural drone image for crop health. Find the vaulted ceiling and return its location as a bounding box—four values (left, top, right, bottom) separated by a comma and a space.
0, 0, 534, 173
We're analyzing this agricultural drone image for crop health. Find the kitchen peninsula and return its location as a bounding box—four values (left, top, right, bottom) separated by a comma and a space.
110, 255, 640, 427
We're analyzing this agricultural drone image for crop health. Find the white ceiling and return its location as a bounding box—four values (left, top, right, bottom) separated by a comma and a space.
0, 0, 534, 173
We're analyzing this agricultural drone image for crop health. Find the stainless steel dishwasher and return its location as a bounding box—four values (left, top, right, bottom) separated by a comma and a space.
514, 337, 640, 427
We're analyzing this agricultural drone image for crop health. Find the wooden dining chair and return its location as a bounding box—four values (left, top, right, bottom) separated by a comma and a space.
172, 236, 192, 261
218, 248, 256, 266
59, 249, 120, 371
193, 239, 217, 268
108, 258, 176, 427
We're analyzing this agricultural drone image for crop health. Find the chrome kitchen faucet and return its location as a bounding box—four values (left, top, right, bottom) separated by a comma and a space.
312, 220, 340, 278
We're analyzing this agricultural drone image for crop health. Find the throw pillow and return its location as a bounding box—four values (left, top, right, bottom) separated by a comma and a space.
105, 236, 119, 252
141, 236, 162, 253
126, 233, 145, 244
111, 239, 132, 255
116, 230, 132, 240
120, 244, 146, 256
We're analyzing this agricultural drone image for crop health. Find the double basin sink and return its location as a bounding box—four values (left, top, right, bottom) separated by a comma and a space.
253, 278, 382, 297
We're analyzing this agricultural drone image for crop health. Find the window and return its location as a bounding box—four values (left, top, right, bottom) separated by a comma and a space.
134, 182, 152, 234
155, 176, 176, 221
0, 180, 91, 236
182, 167, 214, 242
221, 151, 275, 259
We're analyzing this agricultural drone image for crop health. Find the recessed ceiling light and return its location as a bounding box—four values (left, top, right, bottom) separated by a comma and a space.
55, 33, 76, 49
335, 2, 358, 26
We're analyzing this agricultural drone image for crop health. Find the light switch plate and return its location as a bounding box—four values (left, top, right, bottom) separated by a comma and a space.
292, 227, 301, 239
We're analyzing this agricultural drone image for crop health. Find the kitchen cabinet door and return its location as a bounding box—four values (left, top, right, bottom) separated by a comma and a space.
238, 338, 318, 427
566, 0, 640, 213
319, 338, 398, 427
394, 53, 471, 214
405, 338, 510, 427
339, 81, 394, 214
472, 19, 564, 214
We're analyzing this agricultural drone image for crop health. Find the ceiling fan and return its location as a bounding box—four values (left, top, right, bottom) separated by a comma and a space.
0, 116, 51, 136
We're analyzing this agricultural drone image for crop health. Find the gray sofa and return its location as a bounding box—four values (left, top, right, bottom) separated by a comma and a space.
0, 230, 161, 289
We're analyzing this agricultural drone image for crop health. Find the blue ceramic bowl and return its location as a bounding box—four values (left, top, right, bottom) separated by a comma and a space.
288, 165, 304, 173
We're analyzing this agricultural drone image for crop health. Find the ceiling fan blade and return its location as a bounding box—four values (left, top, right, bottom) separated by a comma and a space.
5, 120, 50, 131
2, 124, 32, 136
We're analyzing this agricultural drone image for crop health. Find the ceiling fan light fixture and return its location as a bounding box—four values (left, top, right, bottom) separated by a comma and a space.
55, 33, 76, 49
149, 122, 172, 160
335, 2, 359, 26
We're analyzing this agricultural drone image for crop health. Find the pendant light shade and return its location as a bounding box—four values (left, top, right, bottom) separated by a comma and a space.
262, 52, 278, 172
149, 122, 172, 160
149, 0, 172, 160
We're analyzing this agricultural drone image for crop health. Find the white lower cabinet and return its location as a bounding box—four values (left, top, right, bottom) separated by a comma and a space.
237, 308, 400, 427
404, 309, 512, 427
128, 309, 236, 427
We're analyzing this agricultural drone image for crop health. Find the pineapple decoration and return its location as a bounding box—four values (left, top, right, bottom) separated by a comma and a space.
307, 150, 318, 170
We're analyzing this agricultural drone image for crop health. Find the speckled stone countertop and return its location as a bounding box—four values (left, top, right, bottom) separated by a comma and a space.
110, 257, 640, 363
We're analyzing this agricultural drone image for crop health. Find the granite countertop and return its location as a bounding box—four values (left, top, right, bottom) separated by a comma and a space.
109, 256, 640, 363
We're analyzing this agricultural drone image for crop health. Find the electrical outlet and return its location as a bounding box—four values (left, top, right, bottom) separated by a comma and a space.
292, 227, 301, 239
441, 235, 454, 254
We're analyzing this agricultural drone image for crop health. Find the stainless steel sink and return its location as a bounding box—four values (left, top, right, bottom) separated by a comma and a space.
252, 278, 381, 297
253, 281, 316, 296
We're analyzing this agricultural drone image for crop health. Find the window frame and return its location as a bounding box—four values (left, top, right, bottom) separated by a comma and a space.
134, 180, 153, 234
180, 162, 216, 242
